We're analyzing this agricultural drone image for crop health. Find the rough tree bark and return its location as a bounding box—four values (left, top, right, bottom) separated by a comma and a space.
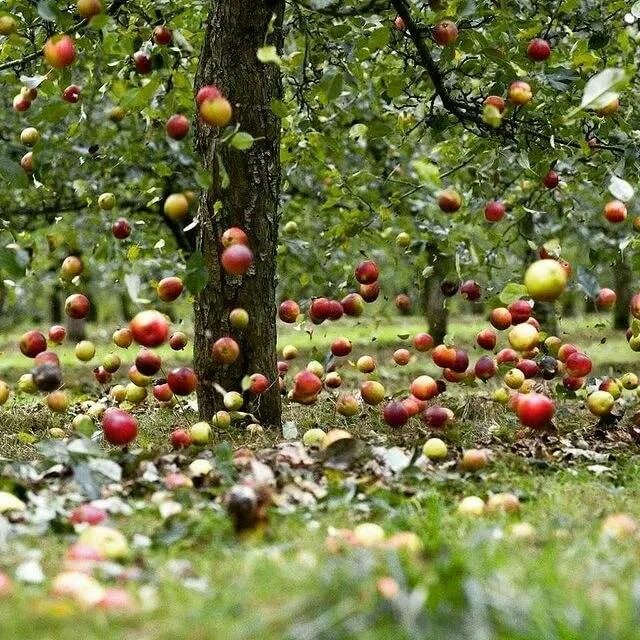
193, 0, 284, 426
421, 251, 449, 345
613, 253, 632, 331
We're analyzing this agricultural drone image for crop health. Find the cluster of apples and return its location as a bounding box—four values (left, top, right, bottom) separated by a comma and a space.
275, 254, 637, 436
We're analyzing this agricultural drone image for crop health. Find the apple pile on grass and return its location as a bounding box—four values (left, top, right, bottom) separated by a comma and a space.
3, 228, 636, 454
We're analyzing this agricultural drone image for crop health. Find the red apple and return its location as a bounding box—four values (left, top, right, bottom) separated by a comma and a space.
21, 152, 33, 173
249, 373, 269, 394
460, 280, 481, 301
153, 25, 172, 45
393, 15, 406, 31
62, 84, 81, 103
395, 293, 411, 314
565, 351, 592, 377
102, 408, 138, 445
112, 218, 131, 239
166, 114, 190, 140
437, 189, 462, 213
169, 331, 188, 350
409, 375, 438, 400
516, 359, 539, 378
359, 282, 380, 302
422, 406, 454, 430
527, 38, 551, 62
221, 244, 253, 276
341, 293, 365, 317
432, 20, 458, 46
135, 349, 162, 376
130, 310, 169, 347
382, 401, 409, 427
484, 95, 505, 113
48, 325, 67, 344
20, 330, 48, 358
157, 276, 183, 302
196, 85, 222, 106
167, 367, 198, 395
69, 504, 107, 526
133, 50, 152, 74
490, 307, 512, 330
170, 429, 192, 448
476, 328, 497, 350
93, 366, 112, 384
432, 345, 456, 369
153, 381, 174, 403
542, 170, 559, 189
508, 300, 532, 324
413, 333, 434, 352
596, 288, 616, 310
212, 336, 240, 364
327, 299, 344, 320
604, 200, 627, 223
13, 95, 31, 112
496, 348, 519, 365
64, 293, 90, 320
484, 200, 505, 222
44, 35, 76, 68
355, 259, 379, 284
516, 393, 554, 428
330, 337, 352, 357
293, 370, 323, 398
475, 355, 496, 380
278, 300, 300, 323
393, 348, 410, 365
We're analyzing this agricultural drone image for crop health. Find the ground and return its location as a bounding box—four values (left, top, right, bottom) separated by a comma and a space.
0, 314, 639, 639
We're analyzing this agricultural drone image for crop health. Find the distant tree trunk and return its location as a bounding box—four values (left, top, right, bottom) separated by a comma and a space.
50, 284, 62, 323
521, 212, 558, 335
562, 293, 577, 317
67, 318, 86, 342
614, 253, 632, 330
583, 296, 595, 314
421, 252, 449, 344
193, 0, 284, 426
120, 293, 135, 322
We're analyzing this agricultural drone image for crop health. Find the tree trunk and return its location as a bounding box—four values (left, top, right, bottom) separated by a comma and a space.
421, 252, 449, 345
521, 212, 558, 335
193, 0, 284, 426
613, 253, 632, 330
67, 318, 86, 342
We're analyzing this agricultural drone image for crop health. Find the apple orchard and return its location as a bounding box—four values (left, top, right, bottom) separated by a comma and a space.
1, 0, 640, 624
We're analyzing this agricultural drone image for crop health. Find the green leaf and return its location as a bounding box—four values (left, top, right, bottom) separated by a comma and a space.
217, 153, 230, 189
185, 250, 209, 294
326, 73, 343, 101
579, 68, 630, 110
0, 157, 28, 188
257, 46, 281, 66
499, 282, 529, 305
37, 0, 58, 21
230, 132, 254, 150
120, 77, 161, 110
270, 99, 288, 118
608, 175, 634, 202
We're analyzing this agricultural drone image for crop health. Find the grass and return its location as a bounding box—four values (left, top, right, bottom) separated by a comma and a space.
0, 314, 639, 638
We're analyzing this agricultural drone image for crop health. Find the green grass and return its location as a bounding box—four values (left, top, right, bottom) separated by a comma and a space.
0, 314, 639, 638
